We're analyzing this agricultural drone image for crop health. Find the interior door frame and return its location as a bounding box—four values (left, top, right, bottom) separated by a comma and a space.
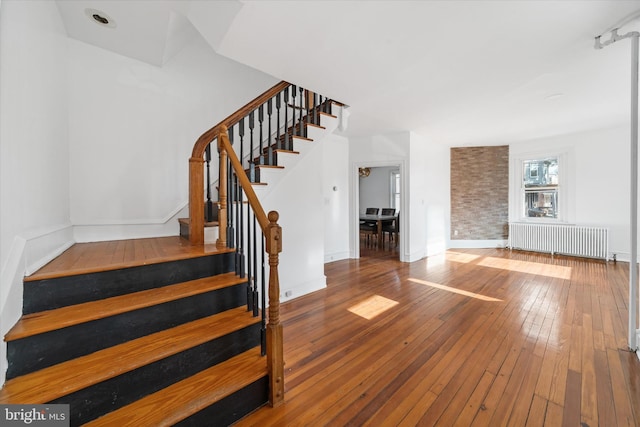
351, 160, 407, 262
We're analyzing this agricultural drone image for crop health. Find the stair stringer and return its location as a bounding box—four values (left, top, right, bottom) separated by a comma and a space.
252, 112, 339, 200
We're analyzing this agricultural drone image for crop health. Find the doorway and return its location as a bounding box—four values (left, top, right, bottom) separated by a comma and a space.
353, 162, 405, 261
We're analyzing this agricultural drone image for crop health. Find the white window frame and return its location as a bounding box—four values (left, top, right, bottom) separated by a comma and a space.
390, 170, 401, 211
511, 149, 570, 224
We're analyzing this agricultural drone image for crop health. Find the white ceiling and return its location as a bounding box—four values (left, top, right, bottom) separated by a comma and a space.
55, 0, 640, 146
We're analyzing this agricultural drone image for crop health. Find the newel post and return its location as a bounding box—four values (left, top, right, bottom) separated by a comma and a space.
217, 135, 228, 249
266, 211, 284, 406
189, 156, 205, 245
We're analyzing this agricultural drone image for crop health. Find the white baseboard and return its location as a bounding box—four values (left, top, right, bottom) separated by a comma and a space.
280, 275, 327, 303
449, 239, 507, 249
325, 251, 350, 263
0, 223, 74, 387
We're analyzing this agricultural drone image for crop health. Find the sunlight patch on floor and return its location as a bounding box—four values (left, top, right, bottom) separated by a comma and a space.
445, 251, 482, 264
408, 278, 502, 302
348, 295, 399, 320
477, 257, 571, 280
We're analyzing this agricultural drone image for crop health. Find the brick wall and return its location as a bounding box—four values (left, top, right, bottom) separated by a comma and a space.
450, 145, 508, 240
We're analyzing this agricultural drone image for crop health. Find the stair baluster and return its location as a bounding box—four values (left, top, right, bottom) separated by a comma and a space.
275, 93, 281, 157
312, 92, 318, 125
261, 233, 267, 356
258, 104, 264, 165
246, 181, 254, 314
291, 86, 297, 142
249, 111, 255, 182
205, 145, 214, 222
299, 86, 305, 137
252, 212, 259, 317
267, 98, 273, 166
283, 87, 289, 151
227, 126, 235, 249
238, 118, 246, 279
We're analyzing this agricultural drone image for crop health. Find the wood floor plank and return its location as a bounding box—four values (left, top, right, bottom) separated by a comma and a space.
544, 401, 564, 426
594, 348, 617, 427
525, 394, 548, 427
580, 313, 598, 427
561, 369, 582, 427
607, 348, 637, 426
453, 371, 495, 426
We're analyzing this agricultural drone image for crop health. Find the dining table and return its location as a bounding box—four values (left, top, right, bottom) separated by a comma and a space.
359, 214, 396, 248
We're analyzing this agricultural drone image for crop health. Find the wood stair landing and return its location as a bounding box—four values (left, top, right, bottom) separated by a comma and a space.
1, 238, 269, 426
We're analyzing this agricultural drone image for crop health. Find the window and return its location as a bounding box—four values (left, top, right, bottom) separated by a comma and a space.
523, 157, 558, 219
390, 170, 400, 210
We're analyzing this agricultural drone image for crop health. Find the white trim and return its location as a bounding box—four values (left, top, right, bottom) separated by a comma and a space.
449, 239, 508, 249
72, 202, 188, 226
23, 223, 75, 275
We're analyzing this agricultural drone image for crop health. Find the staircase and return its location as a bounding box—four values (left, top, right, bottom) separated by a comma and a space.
0, 81, 340, 426
0, 243, 270, 425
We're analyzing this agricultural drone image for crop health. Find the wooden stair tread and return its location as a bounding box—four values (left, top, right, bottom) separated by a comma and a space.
255, 165, 284, 170
319, 111, 337, 119
6, 272, 245, 341
0, 307, 260, 404
84, 347, 267, 427
306, 123, 326, 130
25, 238, 233, 282
291, 135, 313, 142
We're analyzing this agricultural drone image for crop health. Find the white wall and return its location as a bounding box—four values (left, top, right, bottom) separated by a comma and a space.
359, 166, 397, 214
260, 136, 328, 302
68, 33, 279, 242
510, 125, 630, 260
323, 134, 350, 263
410, 132, 450, 258
0, 0, 72, 385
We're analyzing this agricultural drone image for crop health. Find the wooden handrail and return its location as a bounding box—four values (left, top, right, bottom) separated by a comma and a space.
189, 81, 290, 245
218, 127, 269, 232
191, 81, 290, 160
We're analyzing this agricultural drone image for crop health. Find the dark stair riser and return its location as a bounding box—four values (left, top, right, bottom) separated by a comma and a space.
49, 323, 262, 426
7, 282, 248, 378
23, 252, 235, 314
175, 376, 268, 427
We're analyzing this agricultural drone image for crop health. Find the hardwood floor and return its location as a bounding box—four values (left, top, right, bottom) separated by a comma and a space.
237, 247, 640, 426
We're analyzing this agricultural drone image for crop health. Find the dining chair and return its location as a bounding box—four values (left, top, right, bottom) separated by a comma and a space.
382, 213, 399, 249
360, 208, 379, 247
380, 209, 395, 248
